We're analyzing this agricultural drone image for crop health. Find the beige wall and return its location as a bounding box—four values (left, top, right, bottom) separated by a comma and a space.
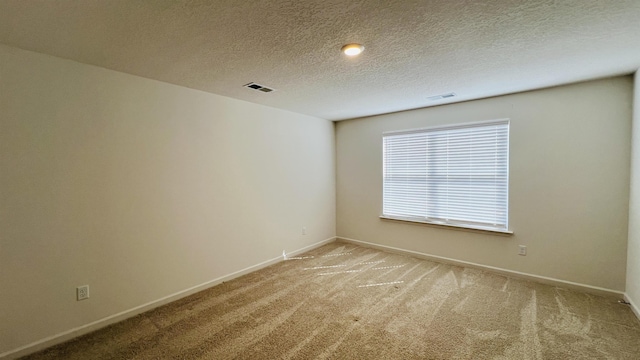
627, 71, 640, 310
0, 44, 335, 355
0, 39, 635, 357
336, 77, 632, 291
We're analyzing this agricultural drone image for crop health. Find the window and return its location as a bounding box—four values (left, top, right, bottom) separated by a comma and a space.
382, 119, 510, 233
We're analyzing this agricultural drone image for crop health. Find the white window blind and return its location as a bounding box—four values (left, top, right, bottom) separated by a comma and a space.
382, 120, 509, 232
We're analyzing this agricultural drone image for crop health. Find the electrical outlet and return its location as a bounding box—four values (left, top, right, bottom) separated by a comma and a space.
302, 227, 307, 235
77, 285, 90, 301
518, 245, 527, 256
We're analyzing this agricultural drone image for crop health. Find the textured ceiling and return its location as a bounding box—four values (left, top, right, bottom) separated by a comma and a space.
0, 0, 639, 121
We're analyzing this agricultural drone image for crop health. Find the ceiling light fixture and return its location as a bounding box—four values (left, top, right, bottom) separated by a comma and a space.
341, 43, 364, 56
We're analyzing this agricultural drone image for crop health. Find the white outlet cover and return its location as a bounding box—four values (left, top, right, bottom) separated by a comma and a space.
77, 285, 90, 301
518, 245, 527, 256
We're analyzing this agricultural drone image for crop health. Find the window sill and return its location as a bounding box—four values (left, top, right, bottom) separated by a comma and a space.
379, 216, 514, 236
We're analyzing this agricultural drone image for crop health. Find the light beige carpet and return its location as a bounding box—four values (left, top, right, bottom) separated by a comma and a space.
22, 241, 640, 359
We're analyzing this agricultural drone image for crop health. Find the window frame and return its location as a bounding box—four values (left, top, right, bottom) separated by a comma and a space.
380, 119, 512, 235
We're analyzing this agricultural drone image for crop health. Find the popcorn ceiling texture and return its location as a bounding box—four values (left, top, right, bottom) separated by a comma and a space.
0, 0, 639, 120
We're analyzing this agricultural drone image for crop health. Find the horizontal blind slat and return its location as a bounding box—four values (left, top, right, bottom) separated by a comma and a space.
383, 120, 509, 230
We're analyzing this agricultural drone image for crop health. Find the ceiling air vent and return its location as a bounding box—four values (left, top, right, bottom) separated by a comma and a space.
427, 92, 456, 101
243, 82, 276, 93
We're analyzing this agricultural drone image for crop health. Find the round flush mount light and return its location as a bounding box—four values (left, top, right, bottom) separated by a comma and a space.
341, 43, 364, 56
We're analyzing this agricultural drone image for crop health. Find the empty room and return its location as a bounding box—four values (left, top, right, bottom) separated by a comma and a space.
1, 1, 640, 359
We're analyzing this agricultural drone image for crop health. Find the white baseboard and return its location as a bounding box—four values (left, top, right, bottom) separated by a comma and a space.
624, 293, 640, 322
337, 236, 624, 298
0, 236, 336, 360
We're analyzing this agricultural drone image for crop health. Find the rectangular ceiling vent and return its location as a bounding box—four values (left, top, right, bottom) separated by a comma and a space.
427, 92, 456, 101
243, 82, 276, 93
